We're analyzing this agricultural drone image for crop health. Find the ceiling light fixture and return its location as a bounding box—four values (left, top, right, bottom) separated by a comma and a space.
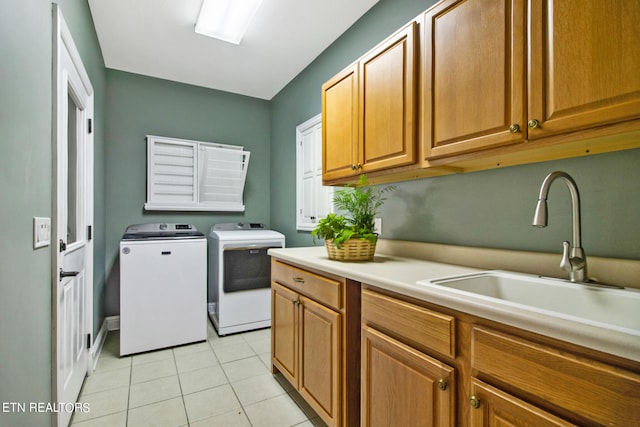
195, 0, 263, 45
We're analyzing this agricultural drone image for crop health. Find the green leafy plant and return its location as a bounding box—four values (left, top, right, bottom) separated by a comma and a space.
312, 174, 395, 248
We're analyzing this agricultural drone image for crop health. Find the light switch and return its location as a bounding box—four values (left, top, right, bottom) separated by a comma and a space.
34, 217, 51, 248
374, 217, 382, 235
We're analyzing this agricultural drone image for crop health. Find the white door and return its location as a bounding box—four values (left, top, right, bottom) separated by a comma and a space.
53, 6, 94, 427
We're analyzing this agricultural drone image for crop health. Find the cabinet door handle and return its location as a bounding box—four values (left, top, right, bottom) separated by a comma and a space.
469, 395, 481, 409
509, 123, 520, 133
293, 277, 305, 284
351, 164, 357, 170
356, 163, 362, 170
528, 119, 540, 129
437, 379, 447, 391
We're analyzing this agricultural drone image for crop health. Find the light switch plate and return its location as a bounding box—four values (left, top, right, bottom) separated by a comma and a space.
34, 217, 51, 248
374, 217, 382, 235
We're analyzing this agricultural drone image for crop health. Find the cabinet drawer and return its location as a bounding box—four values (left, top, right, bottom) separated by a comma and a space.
361, 289, 455, 358
472, 326, 640, 426
272, 260, 343, 310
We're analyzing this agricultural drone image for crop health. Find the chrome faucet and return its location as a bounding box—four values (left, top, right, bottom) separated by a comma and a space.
532, 171, 587, 282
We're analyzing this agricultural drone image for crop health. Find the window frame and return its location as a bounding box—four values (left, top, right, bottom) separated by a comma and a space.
296, 114, 334, 231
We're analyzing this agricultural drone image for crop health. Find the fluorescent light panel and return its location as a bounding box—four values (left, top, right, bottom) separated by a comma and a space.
195, 0, 263, 45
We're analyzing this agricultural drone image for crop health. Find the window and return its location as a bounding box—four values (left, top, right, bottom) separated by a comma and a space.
296, 114, 333, 231
145, 135, 250, 211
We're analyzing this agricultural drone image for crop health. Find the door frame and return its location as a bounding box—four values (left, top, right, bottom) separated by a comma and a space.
52, 4, 94, 426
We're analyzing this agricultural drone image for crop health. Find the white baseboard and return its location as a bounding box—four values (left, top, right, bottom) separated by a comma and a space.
89, 320, 107, 372
89, 316, 120, 372
105, 315, 120, 331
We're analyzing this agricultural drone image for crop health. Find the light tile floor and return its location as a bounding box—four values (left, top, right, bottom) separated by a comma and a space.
71, 323, 326, 427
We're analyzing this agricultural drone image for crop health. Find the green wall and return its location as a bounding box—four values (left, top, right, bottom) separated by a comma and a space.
376, 150, 640, 259
104, 70, 271, 315
0, 0, 638, 424
271, 0, 437, 246
0, 1, 106, 426
270, 0, 640, 259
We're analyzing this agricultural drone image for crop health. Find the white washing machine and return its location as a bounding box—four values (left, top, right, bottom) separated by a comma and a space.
208, 223, 285, 335
120, 223, 207, 356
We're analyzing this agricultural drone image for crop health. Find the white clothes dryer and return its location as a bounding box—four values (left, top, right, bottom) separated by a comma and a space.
207, 223, 285, 335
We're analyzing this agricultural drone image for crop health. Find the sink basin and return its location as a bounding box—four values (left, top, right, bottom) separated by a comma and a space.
415, 271, 640, 361
428, 271, 640, 331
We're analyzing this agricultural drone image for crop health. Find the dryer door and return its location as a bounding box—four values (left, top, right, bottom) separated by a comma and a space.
223, 246, 278, 292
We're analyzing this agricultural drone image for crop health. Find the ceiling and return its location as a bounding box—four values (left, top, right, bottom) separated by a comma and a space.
88, 0, 380, 100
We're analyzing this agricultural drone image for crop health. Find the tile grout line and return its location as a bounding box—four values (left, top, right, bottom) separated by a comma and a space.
78, 327, 318, 427
211, 331, 256, 427
125, 353, 131, 427
171, 347, 191, 427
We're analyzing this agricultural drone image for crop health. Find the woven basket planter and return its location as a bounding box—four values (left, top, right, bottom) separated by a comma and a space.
324, 238, 377, 262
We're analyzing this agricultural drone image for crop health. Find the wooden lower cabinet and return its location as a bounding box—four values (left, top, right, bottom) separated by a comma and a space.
272, 282, 298, 385
299, 295, 341, 423
271, 260, 360, 427
361, 325, 455, 427
362, 285, 640, 427
469, 379, 576, 427
272, 281, 341, 425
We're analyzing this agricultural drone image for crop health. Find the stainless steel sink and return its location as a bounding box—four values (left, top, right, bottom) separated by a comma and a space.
415, 270, 640, 362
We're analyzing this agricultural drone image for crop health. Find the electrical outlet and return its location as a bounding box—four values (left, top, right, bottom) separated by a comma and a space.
374, 217, 382, 235
34, 217, 51, 249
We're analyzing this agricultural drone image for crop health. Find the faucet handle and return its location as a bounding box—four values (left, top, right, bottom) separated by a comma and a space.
560, 241, 572, 272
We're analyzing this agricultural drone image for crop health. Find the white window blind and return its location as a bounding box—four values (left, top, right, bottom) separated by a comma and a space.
145, 135, 250, 212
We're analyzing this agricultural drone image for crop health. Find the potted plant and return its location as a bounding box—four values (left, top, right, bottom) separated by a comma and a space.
312, 174, 395, 261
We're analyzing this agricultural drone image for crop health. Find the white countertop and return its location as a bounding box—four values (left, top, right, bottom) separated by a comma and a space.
269, 246, 640, 363
268, 246, 481, 290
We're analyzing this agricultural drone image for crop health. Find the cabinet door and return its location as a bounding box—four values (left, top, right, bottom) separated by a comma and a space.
322, 64, 359, 182
299, 295, 341, 426
359, 21, 418, 172
527, 0, 640, 139
361, 326, 455, 427
423, 0, 525, 159
469, 378, 576, 427
271, 282, 298, 387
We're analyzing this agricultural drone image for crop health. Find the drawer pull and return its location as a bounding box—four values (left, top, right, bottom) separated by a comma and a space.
437, 379, 447, 391
292, 277, 305, 284
469, 395, 481, 409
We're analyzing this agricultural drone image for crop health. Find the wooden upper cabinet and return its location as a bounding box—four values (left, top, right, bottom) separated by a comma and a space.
322, 64, 359, 182
423, 0, 640, 160
359, 21, 418, 174
527, 0, 640, 139
423, 0, 526, 160
322, 22, 418, 183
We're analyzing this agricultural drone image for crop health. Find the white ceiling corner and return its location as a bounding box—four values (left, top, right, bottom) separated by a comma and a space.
88, 0, 380, 100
